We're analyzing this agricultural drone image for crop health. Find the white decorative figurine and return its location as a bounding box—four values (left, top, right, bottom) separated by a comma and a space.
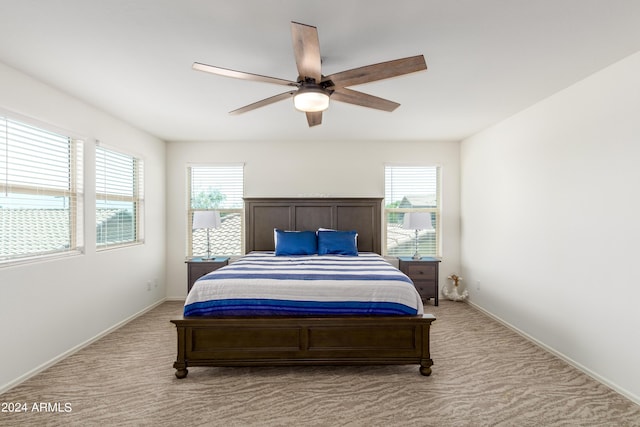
443, 274, 468, 301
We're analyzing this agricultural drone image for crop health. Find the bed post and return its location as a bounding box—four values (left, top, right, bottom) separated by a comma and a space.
419, 314, 435, 376
172, 320, 188, 379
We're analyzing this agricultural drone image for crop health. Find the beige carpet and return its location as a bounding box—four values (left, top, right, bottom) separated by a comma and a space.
1, 300, 639, 426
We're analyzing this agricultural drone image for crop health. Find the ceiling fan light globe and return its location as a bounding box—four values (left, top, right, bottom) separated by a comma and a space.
294, 88, 330, 112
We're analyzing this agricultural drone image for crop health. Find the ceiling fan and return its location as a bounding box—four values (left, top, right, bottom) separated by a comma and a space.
193, 22, 427, 127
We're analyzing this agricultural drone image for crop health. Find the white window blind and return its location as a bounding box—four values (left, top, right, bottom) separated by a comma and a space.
188, 165, 244, 256
0, 115, 84, 264
96, 144, 144, 248
384, 165, 440, 257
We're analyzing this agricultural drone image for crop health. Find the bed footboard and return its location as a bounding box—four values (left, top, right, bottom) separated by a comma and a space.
171, 315, 435, 378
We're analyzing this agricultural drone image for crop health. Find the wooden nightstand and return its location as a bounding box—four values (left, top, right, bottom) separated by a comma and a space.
185, 257, 229, 293
398, 257, 441, 306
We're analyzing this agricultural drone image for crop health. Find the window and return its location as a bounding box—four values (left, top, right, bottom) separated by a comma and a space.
96, 144, 144, 248
0, 115, 83, 264
384, 165, 440, 257
188, 165, 244, 257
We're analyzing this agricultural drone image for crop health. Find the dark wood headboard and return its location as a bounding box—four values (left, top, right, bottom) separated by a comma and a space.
244, 198, 383, 254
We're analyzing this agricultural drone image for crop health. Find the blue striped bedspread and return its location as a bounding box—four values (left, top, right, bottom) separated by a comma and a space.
184, 252, 424, 316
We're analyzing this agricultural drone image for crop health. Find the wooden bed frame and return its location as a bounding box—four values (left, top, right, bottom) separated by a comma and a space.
171, 197, 435, 378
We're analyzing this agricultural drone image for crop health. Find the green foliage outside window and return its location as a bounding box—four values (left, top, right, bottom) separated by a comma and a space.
191, 188, 226, 209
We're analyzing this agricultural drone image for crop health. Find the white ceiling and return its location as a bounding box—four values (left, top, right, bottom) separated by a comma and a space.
1, 0, 639, 142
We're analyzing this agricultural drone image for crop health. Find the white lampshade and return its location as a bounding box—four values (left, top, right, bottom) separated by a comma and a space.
293, 86, 330, 112
192, 211, 221, 230
402, 212, 434, 230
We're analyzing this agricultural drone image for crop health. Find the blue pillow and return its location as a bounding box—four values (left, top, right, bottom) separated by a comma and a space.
317, 230, 358, 256
274, 230, 317, 255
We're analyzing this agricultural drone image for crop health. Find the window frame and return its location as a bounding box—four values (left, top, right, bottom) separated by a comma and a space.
187, 164, 245, 258
0, 112, 84, 266
95, 142, 145, 250
383, 164, 441, 258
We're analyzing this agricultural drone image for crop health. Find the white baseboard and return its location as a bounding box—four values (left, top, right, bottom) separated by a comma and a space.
0, 298, 167, 395
466, 299, 640, 406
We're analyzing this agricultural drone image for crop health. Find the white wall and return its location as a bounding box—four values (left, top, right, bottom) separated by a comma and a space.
460, 51, 640, 403
0, 62, 167, 392
166, 139, 460, 298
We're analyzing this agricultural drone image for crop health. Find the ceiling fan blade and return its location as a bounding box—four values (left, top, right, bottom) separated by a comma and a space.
193, 62, 298, 87
323, 55, 427, 89
331, 88, 400, 112
291, 22, 322, 82
305, 111, 322, 127
229, 91, 296, 115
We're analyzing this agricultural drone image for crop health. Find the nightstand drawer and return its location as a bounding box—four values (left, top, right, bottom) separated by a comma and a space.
412, 280, 437, 300
190, 262, 224, 280
186, 258, 229, 293
404, 263, 436, 278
